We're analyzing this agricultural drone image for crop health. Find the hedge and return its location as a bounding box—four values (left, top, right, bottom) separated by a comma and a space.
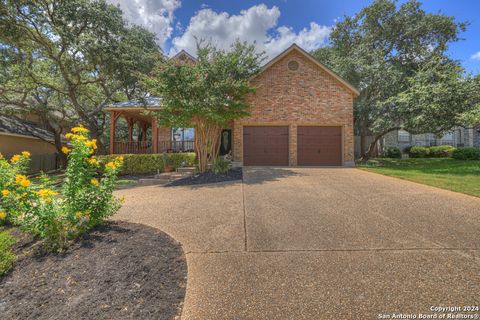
408, 145, 456, 158
408, 146, 430, 158
451, 147, 480, 160
97, 153, 196, 175
381, 147, 402, 158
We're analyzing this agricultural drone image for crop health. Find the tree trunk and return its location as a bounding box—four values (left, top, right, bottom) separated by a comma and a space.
359, 127, 401, 162
193, 118, 222, 172
53, 131, 68, 168
360, 122, 367, 159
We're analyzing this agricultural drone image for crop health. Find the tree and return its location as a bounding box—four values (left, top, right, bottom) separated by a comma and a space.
380, 57, 480, 150
311, 0, 469, 159
142, 41, 265, 172
0, 0, 160, 154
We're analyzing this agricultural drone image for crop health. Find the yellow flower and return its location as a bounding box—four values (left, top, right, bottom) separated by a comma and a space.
90, 178, 99, 186
20, 179, 31, 188
87, 157, 98, 166
105, 162, 117, 170
65, 133, 74, 139
86, 139, 97, 150
1, 189, 9, 197
62, 147, 71, 154
15, 175, 27, 184
37, 188, 58, 197
116, 156, 124, 162
75, 211, 83, 219
119, 195, 125, 203
10, 154, 21, 163
71, 125, 89, 134
0, 211, 6, 220
21, 151, 31, 158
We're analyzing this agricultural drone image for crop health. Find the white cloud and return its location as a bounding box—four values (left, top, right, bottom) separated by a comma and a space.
169, 4, 331, 59
472, 51, 480, 60
107, 0, 181, 47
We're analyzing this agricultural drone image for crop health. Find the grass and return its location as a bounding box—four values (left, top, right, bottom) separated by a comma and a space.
0, 229, 16, 276
358, 158, 480, 197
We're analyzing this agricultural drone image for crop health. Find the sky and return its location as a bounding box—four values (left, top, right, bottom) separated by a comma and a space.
106, 0, 480, 74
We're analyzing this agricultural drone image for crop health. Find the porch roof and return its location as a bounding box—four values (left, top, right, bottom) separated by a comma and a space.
104, 96, 161, 111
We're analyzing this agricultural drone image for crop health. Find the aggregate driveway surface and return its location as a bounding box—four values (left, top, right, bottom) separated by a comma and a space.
114, 167, 480, 320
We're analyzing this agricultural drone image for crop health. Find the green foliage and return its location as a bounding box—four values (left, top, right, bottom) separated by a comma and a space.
212, 157, 231, 174
0, 126, 124, 250
381, 147, 402, 158
0, 0, 161, 153
142, 40, 264, 172
452, 147, 480, 160
428, 146, 456, 158
408, 145, 457, 158
409, 146, 429, 158
0, 230, 16, 276
311, 0, 469, 159
97, 153, 196, 175
388, 58, 480, 134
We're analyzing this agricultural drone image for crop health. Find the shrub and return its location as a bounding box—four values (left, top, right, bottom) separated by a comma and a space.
97, 152, 196, 175
428, 145, 456, 158
381, 147, 402, 158
212, 156, 231, 174
409, 146, 430, 158
0, 230, 16, 276
402, 146, 413, 155
452, 147, 480, 160
0, 126, 124, 250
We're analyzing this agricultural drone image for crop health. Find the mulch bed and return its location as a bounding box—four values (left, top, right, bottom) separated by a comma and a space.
0, 221, 187, 320
166, 167, 243, 186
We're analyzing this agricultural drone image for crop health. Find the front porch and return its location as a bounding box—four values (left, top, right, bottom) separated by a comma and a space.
106, 102, 195, 154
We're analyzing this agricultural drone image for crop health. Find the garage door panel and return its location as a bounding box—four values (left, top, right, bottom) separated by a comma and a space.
243, 126, 289, 166
297, 126, 342, 166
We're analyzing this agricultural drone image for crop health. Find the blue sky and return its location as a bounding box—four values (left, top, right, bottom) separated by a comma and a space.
108, 0, 480, 74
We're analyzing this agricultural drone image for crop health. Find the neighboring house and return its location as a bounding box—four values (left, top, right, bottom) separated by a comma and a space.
105, 44, 359, 166
384, 127, 480, 151
0, 115, 61, 172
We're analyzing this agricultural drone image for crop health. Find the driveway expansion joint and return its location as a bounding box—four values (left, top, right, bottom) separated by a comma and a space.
241, 177, 248, 252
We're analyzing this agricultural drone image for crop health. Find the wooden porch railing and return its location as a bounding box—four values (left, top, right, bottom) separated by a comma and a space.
113, 141, 152, 154
113, 140, 195, 154
158, 140, 195, 153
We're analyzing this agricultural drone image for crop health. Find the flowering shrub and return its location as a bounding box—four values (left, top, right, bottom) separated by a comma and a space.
0, 126, 124, 250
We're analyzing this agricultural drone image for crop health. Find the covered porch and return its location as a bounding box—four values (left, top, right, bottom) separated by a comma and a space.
105, 100, 195, 154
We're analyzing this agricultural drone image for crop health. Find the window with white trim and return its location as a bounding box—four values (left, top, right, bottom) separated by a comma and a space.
398, 130, 410, 142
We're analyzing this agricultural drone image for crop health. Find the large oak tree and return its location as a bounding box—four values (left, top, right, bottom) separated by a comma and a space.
0, 0, 160, 154
311, 0, 478, 159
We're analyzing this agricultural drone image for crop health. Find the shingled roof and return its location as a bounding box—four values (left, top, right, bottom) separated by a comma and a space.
105, 96, 162, 110
0, 115, 55, 141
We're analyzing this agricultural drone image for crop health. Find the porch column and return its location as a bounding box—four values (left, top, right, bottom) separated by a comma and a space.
152, 117, 159, 153
109, 111, 117, 154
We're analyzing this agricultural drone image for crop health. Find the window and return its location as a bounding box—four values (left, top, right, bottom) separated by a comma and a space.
288, 60, 299, 71
398, 130, 410, 142
441, 131, 454, 142
171, 128, 194, 152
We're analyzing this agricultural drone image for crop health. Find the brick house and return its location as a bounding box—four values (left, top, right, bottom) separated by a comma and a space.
105, 44, 359, 166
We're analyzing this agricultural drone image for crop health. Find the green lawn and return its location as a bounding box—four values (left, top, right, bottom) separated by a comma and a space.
358, 158, 480, 197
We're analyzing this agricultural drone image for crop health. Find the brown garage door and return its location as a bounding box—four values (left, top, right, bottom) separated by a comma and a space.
243, 126, 289, 166
297, 126, 342, 166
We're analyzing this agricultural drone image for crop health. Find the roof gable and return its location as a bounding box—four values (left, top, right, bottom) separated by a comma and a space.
257, 44, 360, 97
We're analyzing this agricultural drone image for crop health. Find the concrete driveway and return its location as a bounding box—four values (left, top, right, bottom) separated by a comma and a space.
115, 167, 480, 319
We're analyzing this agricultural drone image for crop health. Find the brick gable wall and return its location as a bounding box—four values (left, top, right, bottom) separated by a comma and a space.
233, 49, 355, 166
